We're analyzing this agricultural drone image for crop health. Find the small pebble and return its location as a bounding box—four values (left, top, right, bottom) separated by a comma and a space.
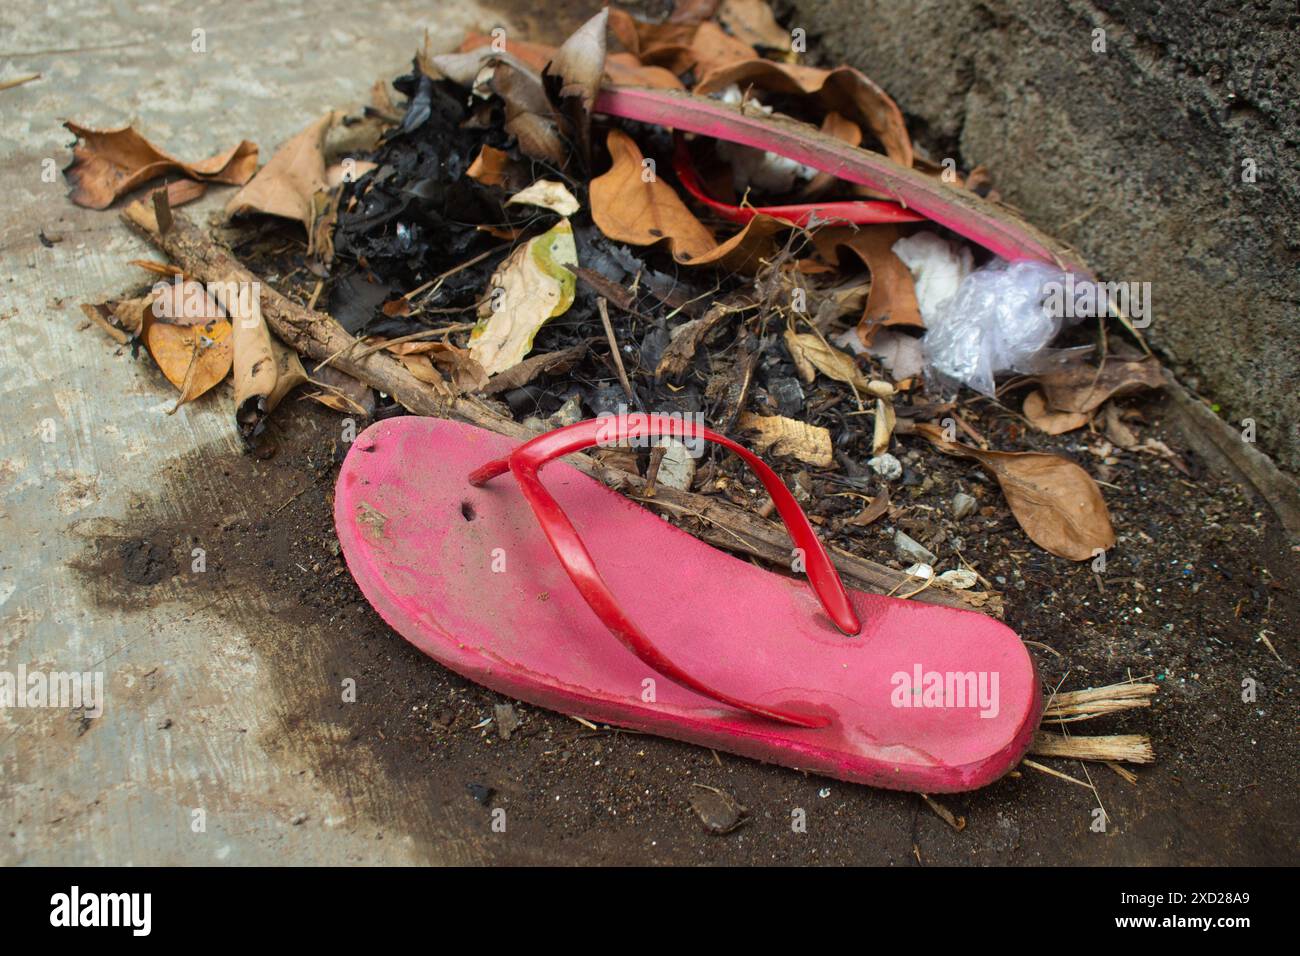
895, 530, 937, 565
689, 786, 747, 834
951, 492, 978, 520
867, 453, 902, 481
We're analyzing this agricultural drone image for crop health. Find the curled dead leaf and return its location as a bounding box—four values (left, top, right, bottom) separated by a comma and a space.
872, 397, 896, 456
1038, 357, 1165, 415
543, 8, 608, 164
814, 225, 922, 340
63, 122, 257, 209
591, 128, 783, 271
915, 422, 1115, 560
717, 0, 793, 52
694, 60, 913, 168
657, 305, 731, 380
481, 340, 592, 395
225, 112, 338, 244
1023, 389, 1091, 435
783, 327, 894, 400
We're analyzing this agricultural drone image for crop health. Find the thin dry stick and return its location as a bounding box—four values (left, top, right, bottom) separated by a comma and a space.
1022, 758, 1092, 789
404, 244, 506, 301
920, 794, 966, 831
0, 73, 41, 92
596, 297, 635, 404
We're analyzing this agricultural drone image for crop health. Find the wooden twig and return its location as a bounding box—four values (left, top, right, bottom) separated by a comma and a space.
1030, 731, 1154, 764
596, 297, 635, 404
120, 203, 995, 612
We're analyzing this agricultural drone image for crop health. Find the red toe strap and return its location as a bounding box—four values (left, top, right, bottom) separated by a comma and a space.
469, 414, 860, 727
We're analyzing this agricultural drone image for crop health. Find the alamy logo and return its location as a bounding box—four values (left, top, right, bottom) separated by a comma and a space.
594, 407, 708, 457
0, 666, 103, 716
890, 665, 1000, 718
50, 886, 151, 936
1042, 274, 1151, 327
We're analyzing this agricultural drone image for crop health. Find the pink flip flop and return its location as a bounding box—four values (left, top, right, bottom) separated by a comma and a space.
334, 414, 1042, 792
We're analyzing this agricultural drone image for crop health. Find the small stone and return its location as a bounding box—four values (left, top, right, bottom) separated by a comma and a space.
894, 530, 937, 565
493, 703, 519, 741
290, 812, 308, 825
766, 376, 805, 418
466, 782, 495, 805
157, 717, 172, 730
689, 786, 747, 834
867, 452, 902, 481
548, 394, 583, 428
951, 492, 978, 520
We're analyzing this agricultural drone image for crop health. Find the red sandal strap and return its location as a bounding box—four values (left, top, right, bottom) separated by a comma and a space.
468, 414, 860, 728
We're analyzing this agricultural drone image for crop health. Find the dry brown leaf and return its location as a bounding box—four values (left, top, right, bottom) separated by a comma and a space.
815, 224, 922, 340
433, 46, 534, 86
399, 354, 452, 392
916, 422, 1115, 560
848, 487, 891, 527
544, 9, 608, 163
591, 128, 785, 271
307, 365, 374, 415
494, 62, 570, 167
434, 45, 572, 166
799, 112, 862, 199
694, 60, 913, 168
63, 122, 257, 209
657, 305, 731, 380
215, 284, 302, 439
783, 328, 894, 398
466, 144, 532, 190
1101, 401, 1139, 449
592, 128, 717, 258
1038, 358, 1165, 415
163, 178, 208, 208
481, 340, 592, 395
737, 412, 833, 466
608, 9, 697, 54
427, 341, 489, 393
717, 0, 792, 51
140, 298, 233, 408
1023, 389, 1091, 435
455, 30, 684, 90
605, 54, 686, 90
225, 112, 337, 241
265, 339, 309, 412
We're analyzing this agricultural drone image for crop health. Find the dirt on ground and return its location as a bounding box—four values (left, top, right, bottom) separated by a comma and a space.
70, 376, 1298, 865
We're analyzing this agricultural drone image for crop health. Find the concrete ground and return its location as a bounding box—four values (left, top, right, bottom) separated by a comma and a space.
0, 0, 512, 866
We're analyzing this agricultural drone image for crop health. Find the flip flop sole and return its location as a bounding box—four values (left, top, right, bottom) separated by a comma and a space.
335, 416, 1042, 792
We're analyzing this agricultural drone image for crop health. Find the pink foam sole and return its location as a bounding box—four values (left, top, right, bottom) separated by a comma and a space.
334, 417, 1042, 792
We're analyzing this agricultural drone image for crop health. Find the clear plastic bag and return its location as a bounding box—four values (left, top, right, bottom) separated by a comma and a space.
919, 258, 1079, 397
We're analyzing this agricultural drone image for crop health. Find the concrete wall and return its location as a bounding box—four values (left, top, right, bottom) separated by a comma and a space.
786, 0, 1299, 471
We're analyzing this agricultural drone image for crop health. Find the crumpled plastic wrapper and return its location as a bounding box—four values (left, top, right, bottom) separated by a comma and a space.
911, 254, 1077, 397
